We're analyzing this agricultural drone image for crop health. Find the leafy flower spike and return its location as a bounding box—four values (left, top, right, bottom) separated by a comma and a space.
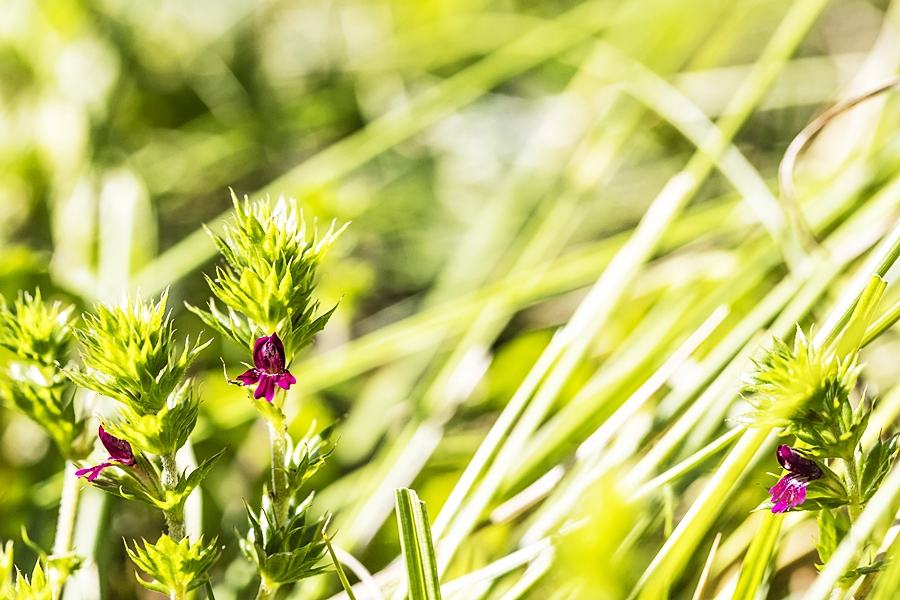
75, 426, 136, 482
237, 333, 296, 402
769, 445, 823, 513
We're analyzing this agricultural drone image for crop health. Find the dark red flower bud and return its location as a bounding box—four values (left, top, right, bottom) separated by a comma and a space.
236, 333, 296, 402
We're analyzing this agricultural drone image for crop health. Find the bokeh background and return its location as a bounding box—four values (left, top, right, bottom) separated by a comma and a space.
4, 0, 900, 598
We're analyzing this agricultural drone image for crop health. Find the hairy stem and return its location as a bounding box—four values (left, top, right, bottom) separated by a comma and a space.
160, 451, 185, 540
49, 461, 81, 594
846, 454, 863, 523
53, 461, 81, 556
254, 578, 279, 600
269, 420, 290, 526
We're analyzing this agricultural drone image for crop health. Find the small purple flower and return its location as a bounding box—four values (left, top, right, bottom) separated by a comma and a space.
75, 426, 136, 482
236, 332, 296, 402
769, 445, 823, 513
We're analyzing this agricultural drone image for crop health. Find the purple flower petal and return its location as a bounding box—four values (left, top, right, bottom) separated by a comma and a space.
254, 375, 277, 402
75, 462, 113, 482
237, 368, 261, 386
239, 333, 295, 401
252, 336, 267, 365
775, 445, 821, 478
768, 445, 823, 513
254, 333, 286, 374
775, 445, 793, 469
274, 372, 295, 390
794, 481, 807, 507
770, 475, 808, 513
99, 426, 136, 466
76, 427, 137, 482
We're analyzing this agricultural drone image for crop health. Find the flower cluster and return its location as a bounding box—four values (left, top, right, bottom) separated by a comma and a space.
66, 291, 209, 415
62, 292, 223, 595
0, 192, 346, 599
740, 325, 866, 514
189, 193, 345, 364
195, 194, 345, 597
0, 290, 91, 460
740, 277, 900, 562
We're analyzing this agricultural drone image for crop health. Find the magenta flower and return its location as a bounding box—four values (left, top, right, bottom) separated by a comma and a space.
237, 332, 296, 402
75, 425, 136, 482
769, 445, 823, 513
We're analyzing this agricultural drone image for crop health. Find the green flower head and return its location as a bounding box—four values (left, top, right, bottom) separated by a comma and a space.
66, 291, 209, 416
190, 192, 346, 364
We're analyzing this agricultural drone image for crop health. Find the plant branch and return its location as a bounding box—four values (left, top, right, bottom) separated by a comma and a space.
269, 420, 290, 527
255, 579, 278, 600
160, 452, 185, 541
846, 453, 863, 523
52, 461, 81, 557
48, 461, 81, 595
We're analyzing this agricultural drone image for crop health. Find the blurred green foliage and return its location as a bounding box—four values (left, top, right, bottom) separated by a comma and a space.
4, 0, 900, 598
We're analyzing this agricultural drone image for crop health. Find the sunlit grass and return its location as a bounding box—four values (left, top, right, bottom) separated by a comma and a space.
3, 0, 900, 598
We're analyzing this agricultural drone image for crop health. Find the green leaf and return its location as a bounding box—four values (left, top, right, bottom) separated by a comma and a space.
8, 562, 52, 600
732, 512, 783, 600
239, 496, 330, 586
285, 422, 337, 499
0, 365, 86, 459
322, 517, 358, 600
871, 553, 900, 600
65, 291, 210, 416
815, 509, 842, 566
190, 195, 346, 362
127, 535, 221, 597
0, 291, 89, 459
104, 380, 200, 455
250, 396, 286, 429
832, 275, 886, 361
0, 290, 75, 367
395, 488, 442, 600
839, 560, 889, 583
81, 451, 165, 507
861, 434, 900, 502
163, 448, 228, 513
0, 541, 13, 596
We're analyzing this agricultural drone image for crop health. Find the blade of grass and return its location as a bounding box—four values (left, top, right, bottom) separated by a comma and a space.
436, 0, 830, 577
692, 533, 722, 600
395, 489, 442, 600
586, 42, 804, 272
631, 205, 900, 599
731, 513, 784, 600
323, 516, 359, 600
634, 427, 744, 500
868, 537, 900, 600
335, 40, 638, 548
131, 0, 620, 296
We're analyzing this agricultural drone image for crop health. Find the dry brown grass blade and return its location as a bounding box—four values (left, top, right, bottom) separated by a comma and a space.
779, 75, 900, 250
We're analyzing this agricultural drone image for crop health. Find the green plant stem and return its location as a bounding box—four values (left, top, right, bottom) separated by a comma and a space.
801, 443, 900, 600
52, 461, 80, 556
846, 454, 863, 522
160, 452, 185, 541
269, 420, 290, 527
255, 579, 279, 600
49, 461, 81, 594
